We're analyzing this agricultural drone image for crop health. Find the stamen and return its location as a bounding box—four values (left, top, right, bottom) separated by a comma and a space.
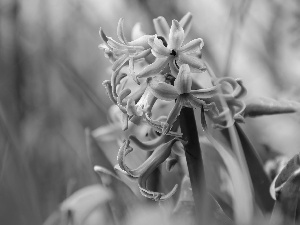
157, 36, 168, 47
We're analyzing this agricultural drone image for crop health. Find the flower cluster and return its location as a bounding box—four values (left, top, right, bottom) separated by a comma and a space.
98, 12, 247, 200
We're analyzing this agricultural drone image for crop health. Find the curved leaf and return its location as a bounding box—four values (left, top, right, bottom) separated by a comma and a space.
244, 97, 300, 118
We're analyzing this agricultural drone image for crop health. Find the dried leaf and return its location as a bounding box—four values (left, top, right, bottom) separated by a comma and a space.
244, 97, 300, 118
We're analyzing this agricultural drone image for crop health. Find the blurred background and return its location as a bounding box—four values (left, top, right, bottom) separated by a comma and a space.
0, 0, 300, 224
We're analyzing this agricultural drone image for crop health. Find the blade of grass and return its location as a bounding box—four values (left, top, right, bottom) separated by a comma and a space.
235, 123, 274, 213
201, 108, 253, 225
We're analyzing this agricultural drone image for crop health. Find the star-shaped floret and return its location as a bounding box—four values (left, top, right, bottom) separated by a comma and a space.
148, 64, 219, 134
136, 20, 205, 80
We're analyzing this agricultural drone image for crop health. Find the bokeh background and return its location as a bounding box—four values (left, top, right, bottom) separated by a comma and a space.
1, 0, 300, 224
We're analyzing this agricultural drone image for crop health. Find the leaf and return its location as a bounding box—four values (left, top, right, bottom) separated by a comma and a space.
43, 185, 113, 225
271, 169, 300, 224
85, 129, 140, 221
235, 124, 274, 213
85, 128, 116, 173
244, 97, 300, 118
173, 176, 234, 225
201, 113, 254, 224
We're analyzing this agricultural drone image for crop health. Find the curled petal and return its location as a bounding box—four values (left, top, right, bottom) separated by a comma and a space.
172, 141, 185, 157
129, 135, 166, 151
148, 36, 170, 57
126, 98, 143, 117
166, 157, 178, 172
153, 16, 170, 40
144, 113, 182, 137
102, 80, 117, 105
163, 98, 183, 135
107, 37, 132, 50
117, 18, 128, 44
212, 110, 235, 129
190, 85, 219, 99
137, 57, 170, 79
137, 138, 180, 200
215, 77, 247, 100
235, 79, 247, 99
177, 54, 206, 71
179, 12, 193, 38
99, 28, 111, 50
128, 81, 147, 102
111, 54, 129, 71
229, 99, 246, 123
117, 88, 131, 105
179, 38, 204, 54
117, 139, 133, 172
128, 35, 154, 48
121, 113, 129, 130
148, 78, 178, 101
169, 60, 179, 77
187, 95, 219, 115
136, 87, 157, 113
174, 64, 192, 94
133, 48, 152, 59
168, 20, 184, 50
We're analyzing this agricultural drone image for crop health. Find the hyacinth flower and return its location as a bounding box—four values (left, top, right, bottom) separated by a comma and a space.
148, 64, 219, 134
137, 19, 206, 80
116, 137, 184, 201
99, 18, 154, 97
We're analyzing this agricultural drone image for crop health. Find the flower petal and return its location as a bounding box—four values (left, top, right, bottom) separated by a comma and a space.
137, 57, 170, 79
177, 54, 206, 71
168, 20, 184, 50
131, 23, 145, 40
144, 113, 182, 137
99, 28, 111, 50
172, 141, 185, 157
111, 54, 129, 71
162, 98, 183, 135
102, 80, 117, 104
148, 78, 178, 101
148, 36, 171, 57
137, 138, 179, 200
190, 85, 219, 99
187, 94, 219, 114
179, 12, 193, 38
117, 88, 131, 106
129, 135, 166, 151
179, 38, 204, 54
167, 62, 178, 79
166, 158, 178, 172
126, 98, 143, 117
174, 64, 192, 94
117, 18, 128, 44
128, 35, 154, 49
153, 16, 170, 40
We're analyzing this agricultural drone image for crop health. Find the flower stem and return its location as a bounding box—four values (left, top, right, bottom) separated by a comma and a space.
179, 107, 206, 223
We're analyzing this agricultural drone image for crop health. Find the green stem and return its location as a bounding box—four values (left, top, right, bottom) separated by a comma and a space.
179, 107, 206, 222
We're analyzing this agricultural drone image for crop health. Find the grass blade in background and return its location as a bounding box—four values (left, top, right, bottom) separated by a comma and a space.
235, 124, 274, 213
85, 129, 140, 222
44, 185, 113, 225
85, 128, 115, 173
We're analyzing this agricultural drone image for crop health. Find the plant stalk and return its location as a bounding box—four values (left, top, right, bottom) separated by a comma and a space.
179, 107, 206, 223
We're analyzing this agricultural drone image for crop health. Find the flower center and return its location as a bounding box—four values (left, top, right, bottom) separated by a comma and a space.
170, 49, 177, 56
